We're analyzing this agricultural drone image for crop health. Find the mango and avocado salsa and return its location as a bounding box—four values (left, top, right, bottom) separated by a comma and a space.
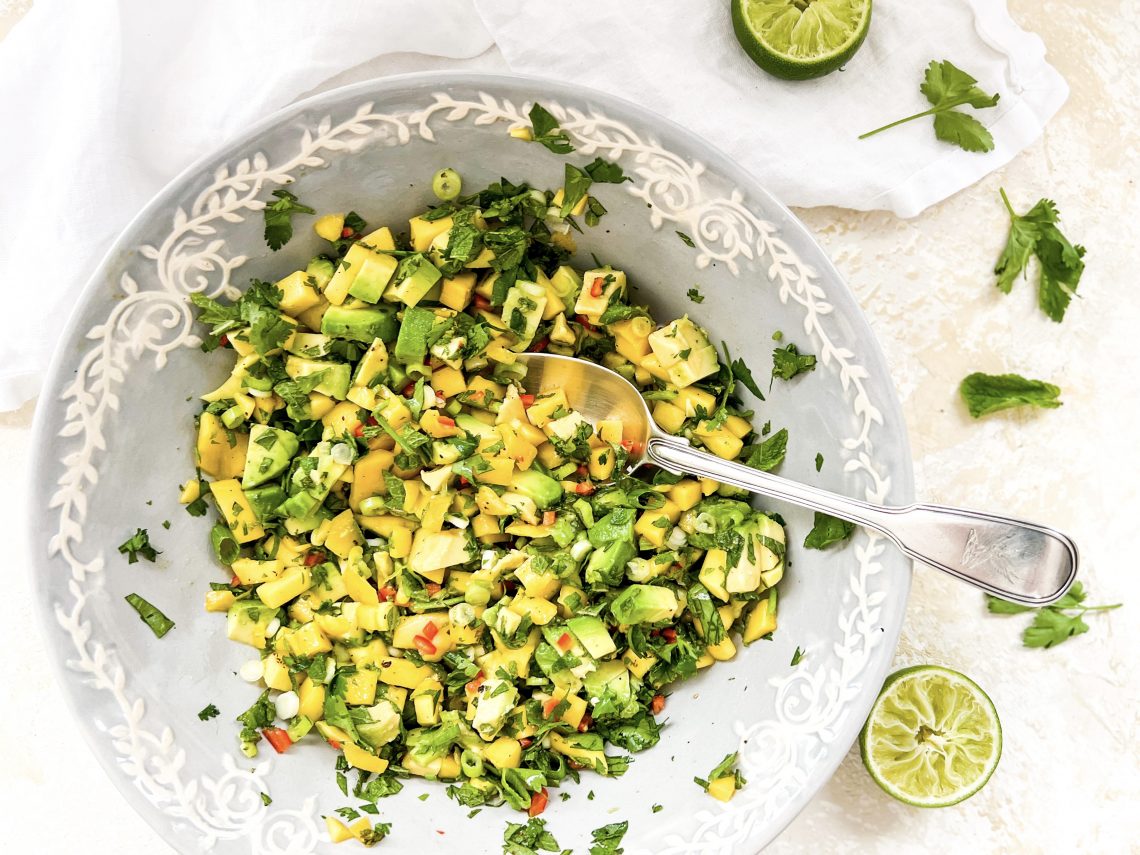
185, 170, 787, 822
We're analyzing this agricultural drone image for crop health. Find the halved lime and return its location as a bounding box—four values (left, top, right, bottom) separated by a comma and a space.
731, 0, 873, 80
860, 665, 1001, 808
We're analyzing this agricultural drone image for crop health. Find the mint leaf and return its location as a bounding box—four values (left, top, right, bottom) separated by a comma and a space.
803, 512, 855, 549
744, 427, 788, 472
528, 102, 574, 154
118, 528, 159, 563
959, 372, 1061, 418
584, 157, 630, 184
124, 593, 174, 638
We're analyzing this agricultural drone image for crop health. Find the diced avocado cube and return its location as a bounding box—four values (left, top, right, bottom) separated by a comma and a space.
574, 268, 626, 323
320, 304, 399, 344
355, 699, 402, 748
385, 254, 442, 308
286, 332, 335, 359
393, 306, 436, 366
567, 616, 617, 659
610, 584, 679, 624
244, 484, 287, 523
584, 540, 636, 589
242, 424, 301, 488
667, 345, 719, 388
306, 256, 336, 290
508, 469, 564, 509
582, 660, 632, 702
548, 265, 581, 312
352, 339, 389, 387
472, 679, 519, 740
284, 356, 352, 399
501, 280, 547, 351
278, 441, 352, 519
646, 317, 718, 388
347, 253, 400, 303
454, 413, 498, 439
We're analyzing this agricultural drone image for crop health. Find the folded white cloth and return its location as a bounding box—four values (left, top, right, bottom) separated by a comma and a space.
0, 0, 494, 411
0, 0, 1066, 411
474, 0, 1067, 216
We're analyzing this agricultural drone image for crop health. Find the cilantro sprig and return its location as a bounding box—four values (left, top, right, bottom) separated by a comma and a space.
994, 189, 1086, 322
262, 188, 315, 250
986, 582, 1120, 649
860, 60, 1000, 153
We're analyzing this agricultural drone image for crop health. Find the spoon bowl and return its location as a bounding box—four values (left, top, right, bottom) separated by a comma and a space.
518, 352, 1079, 607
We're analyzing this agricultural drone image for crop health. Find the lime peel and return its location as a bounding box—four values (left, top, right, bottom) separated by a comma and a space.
732, 0, 873, 81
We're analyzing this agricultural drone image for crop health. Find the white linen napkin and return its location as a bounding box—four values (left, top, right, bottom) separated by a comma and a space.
0, 0, 494, 411
0, 0, 1066, 412
474, 0, 1068, 216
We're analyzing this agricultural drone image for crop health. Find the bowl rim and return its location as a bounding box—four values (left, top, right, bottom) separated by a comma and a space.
27, 69, 914, 853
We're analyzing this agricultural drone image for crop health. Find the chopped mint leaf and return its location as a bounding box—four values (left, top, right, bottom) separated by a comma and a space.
803, 512, 855, 550
198, 703, 220, 721
124, 593, 174, 638
676, 231, 696, 248
790, 647, 805, 666
589, 820, 630, 854
260, 793, 272, 806
730, 356, 764, 400
263, 188, 315, 251
652, 804, 663, 813
118, 527, 159, 564
528, 103, 574, 153
814, 453, 824, 472
686, 286, 704, 303
584, 157, 630, 184
959, 372, 1062, 418
502, 816, 563, 854
744, 428, 787, 472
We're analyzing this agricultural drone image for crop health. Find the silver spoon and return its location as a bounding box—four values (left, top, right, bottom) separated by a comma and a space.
517, 353, 1077, 607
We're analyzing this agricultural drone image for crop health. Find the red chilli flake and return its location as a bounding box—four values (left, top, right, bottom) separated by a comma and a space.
542, 510, 557, 527
413, 635, 437, 656
518, 737, 534, 749
662, 627, 678, 643
590, 277, 605, 298
353, 423, 365, 437
519, 393, 535, 408
529, 337, 549, 353
473, 294, 491, 310
575, 482, 596, 496
341, 226, 354, 238
425, 582, 442, 596
575, 314, 595, 331
650, 694, 666, 715
577, 714, 593, 733
378, 585, 397, 602
304, 551, 325, 567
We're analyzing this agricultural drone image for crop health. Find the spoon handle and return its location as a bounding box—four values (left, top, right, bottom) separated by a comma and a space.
646, 435, 1078, 607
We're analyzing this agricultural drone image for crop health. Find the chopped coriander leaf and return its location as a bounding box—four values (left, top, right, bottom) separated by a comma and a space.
686, 286, 704, 303
676, 231, 696, 248
790, 647, 805, 666
694, 752, 747, 794
814, 453, 824, 472
994, 189, 1086, 322
959, 372, 1062, 418
803, 512, 855, 550
652, 804, 663, 813
124, 593, 175, 638
772, 343, 817, 381
527, 102, 574, 153
198, 703, 220, 721
263, 188, 315, 251
185, 494, 208, 516
771, 330, 783, 341
730, 355, 764, 400
260, 793, 272, 806
986, 582, 1121, 649
118, 527, 159, 564
161, 519, 171, 529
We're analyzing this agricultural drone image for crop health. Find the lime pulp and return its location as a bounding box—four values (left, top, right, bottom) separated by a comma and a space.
859, 665, 1002, 808
731, 0, 873, 81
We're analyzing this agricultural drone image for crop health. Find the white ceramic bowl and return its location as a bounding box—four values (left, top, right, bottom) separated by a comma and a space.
28, 73, 913, 854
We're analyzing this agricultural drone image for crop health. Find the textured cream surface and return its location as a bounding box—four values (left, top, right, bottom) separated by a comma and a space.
2, 0, 1138, 852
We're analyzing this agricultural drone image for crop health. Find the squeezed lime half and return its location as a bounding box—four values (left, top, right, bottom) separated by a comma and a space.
860, 665, 1002, 808
731, 0, 872, 80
